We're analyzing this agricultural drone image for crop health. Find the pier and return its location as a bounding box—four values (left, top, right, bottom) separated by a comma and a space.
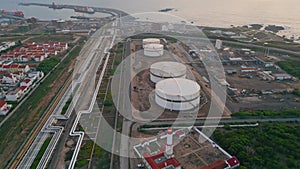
18, 2, 130, 17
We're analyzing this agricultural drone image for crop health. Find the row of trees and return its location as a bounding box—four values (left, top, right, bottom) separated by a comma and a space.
277, 61, 300, 79
232, 109, 300, 117
212, 123, 300, 169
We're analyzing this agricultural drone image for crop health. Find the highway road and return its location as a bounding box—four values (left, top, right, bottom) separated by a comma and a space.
142, 117, 300, 127
173, 34, 300, 57
115, 37, 132, 169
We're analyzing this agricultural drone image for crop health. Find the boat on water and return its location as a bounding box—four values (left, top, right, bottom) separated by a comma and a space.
74, 7, 95, 14
1, 10, 24, 17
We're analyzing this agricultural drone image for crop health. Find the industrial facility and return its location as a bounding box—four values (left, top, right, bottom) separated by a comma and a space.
150, 61, 187, 83
155, 78, 200, 111
133, 127, 240, 169
144, 44, 164, 57
142, 38, 161, 48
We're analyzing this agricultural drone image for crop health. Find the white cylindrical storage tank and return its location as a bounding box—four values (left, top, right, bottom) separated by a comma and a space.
150, 61, 187, 83
144, 44, 164, 57
155, 78, 201, 111
142, 38, 160, 48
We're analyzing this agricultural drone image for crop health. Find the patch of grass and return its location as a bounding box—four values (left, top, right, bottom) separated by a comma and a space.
0, 36, 28, 43
61, 97, 72, 115
292, 90, 300, 97
30, 137, 52, 169
232, 110, 300, 117
104, 100, 113, 106
37, 57, 60, 74
75, 159, 89, 168
29, 35, 73, 43
277, 60, 300, 79
76, 140, 105, 168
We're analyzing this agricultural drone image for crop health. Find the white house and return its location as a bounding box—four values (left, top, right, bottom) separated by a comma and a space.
28, 71, 44, 80
20, 78, 32, 87
19, 55, 31, 62
33, 55, 45, 62
2, 74, 17, 84
0, 100, 12, 115
5, 89, 22, 101
18, 65, 30, 73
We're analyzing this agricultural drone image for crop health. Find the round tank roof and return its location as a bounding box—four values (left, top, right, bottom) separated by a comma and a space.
144, 43, 163, 49
155, 78, 200, 101
143, 38, 160, 43
150, 61, 186, 78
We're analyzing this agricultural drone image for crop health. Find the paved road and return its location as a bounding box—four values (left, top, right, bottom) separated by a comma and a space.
140, 34, 300, 57
146, 117, 300, 126
118, 38, 132, 169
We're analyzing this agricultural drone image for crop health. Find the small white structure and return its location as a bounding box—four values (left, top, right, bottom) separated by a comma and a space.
215, 39, 223, 50
144, 44, 164, 57
165, 127, 174, 158
155, 78, 200, 111
150, 62, 187, 83
142, 38, 160, 48
272, 73, 292, 80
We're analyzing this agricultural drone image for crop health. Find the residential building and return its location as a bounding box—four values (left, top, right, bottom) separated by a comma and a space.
0, 100, 12, 115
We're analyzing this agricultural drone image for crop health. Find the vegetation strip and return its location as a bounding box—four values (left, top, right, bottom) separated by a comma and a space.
30, 137, 52, 169
212, 123, 300, 169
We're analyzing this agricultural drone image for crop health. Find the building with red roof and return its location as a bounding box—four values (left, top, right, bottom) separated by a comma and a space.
33, 55, 45, 62
0, 100, 12, 115
0, 41, 67, 62
225, 157, 240, 168
19, 86, 28, 92
143, 152, 181, 169
20, 78, 32, 87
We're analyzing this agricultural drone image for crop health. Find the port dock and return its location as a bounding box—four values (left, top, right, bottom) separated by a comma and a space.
18, 2, 130, 17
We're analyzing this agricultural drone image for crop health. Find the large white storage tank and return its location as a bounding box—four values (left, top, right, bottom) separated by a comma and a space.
150, 61, 187, 83
155, 78, 200, 111
142, 38, 161, 48
144, 44, 164, 57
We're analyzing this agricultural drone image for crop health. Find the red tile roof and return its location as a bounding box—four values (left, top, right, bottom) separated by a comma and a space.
19, 86, 27, 91
144, 152, 180, 169
226, 157, 240, 168
10, 64, 19, 68
22, 78, 31, 83
0, 100, 7, 107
